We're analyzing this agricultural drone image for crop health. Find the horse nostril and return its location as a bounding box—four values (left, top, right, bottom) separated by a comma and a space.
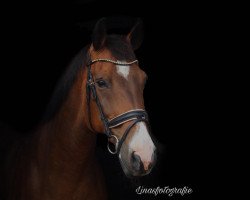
131, 152, 143, 172
148, 162, 154, 171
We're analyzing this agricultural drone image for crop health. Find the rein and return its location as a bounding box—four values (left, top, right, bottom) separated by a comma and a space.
86, 58, 149, 154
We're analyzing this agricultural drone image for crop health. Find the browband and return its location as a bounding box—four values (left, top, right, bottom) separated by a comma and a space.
89, 59, 138, 66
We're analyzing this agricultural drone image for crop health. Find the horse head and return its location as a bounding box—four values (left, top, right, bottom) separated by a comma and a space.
85, 18, 156, 177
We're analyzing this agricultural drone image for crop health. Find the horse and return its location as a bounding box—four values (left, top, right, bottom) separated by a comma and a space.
0, 18, 156, 200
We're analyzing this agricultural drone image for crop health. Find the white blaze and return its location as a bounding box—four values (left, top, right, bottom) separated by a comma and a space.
116, 64, 130, 80
129, 122, 155, 162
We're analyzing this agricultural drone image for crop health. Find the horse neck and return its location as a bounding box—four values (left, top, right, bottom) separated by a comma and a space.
35, 67, 96, 177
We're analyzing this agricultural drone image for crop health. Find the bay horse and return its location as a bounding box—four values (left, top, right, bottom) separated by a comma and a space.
0, 18, 156, 200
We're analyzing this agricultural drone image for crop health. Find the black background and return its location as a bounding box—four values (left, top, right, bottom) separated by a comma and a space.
0, 0, 221, 199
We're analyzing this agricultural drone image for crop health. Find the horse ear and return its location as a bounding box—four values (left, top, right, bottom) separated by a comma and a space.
126, 18, 144, 50
92, 18, 107, 51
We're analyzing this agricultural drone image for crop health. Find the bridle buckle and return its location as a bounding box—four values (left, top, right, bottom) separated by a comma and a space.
107, 135, 119, 154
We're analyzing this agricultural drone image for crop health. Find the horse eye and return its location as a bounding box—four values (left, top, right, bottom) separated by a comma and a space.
96, 80, 108, 88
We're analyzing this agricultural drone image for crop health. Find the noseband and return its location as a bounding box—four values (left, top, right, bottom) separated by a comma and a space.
86, 58, 149, 154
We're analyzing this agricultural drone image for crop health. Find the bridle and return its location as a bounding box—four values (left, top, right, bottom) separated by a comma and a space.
86, 58, 149, 155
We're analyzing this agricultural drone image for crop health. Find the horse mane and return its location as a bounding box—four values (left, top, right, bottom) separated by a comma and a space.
105, 35, 136, 61
42, 45, 90, 122
42, 35, 136, 123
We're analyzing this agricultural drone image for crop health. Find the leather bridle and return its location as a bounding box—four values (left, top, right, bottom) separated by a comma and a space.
86, 58, 149, 155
